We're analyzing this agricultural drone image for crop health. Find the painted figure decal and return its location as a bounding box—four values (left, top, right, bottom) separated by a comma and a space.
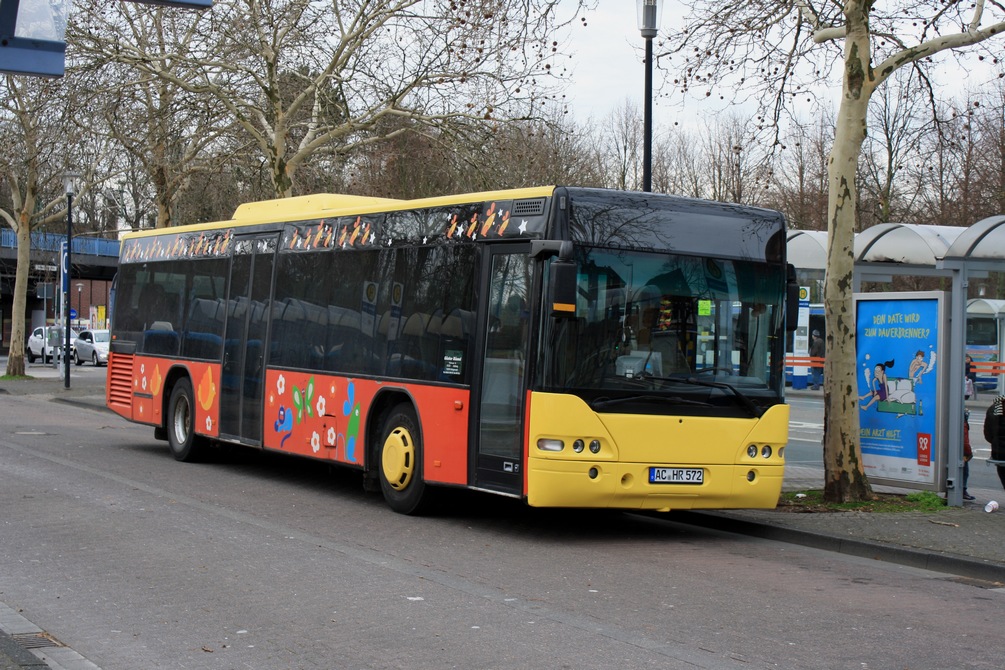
268, 372, 360, 463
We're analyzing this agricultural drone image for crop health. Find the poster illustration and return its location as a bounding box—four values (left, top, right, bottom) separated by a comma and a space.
855, 294, 944, 488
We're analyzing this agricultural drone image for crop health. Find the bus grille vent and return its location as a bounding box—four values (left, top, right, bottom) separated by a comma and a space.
513, 198, 546, 217
108, 353, 134, 408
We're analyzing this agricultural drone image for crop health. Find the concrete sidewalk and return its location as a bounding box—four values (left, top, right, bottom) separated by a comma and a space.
2, 363, 1004, 668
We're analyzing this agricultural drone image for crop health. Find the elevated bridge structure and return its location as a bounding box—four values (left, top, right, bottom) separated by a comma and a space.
1, 230, 119, 354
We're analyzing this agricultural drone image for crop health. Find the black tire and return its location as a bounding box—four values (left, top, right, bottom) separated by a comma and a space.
378, 403, 430, 515
166, 378, 205, 462
75, 351, 84, 366
27, 349, 36, 364
92, 352, 100, 366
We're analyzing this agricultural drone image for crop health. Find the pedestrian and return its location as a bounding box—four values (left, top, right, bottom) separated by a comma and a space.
809, 329, 824, 390
963, 408, 975, 501
965, 354, 978, 399
983, 395, 1005, 492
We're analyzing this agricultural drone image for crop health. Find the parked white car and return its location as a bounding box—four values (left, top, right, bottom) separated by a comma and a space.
26, 326, 79, 363
74, 329, 110, 366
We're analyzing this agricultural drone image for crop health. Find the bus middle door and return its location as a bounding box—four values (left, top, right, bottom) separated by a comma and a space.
473, 246, 534, 494
219, 234, 278, 444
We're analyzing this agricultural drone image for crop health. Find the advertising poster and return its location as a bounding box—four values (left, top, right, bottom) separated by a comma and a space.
855, 293, 944, 489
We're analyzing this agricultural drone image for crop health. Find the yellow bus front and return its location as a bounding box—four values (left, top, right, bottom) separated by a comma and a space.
526, 392, 788, 511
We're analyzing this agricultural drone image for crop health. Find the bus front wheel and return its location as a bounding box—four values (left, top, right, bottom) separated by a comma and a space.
167, 378, 205, 462
378, 404, 429, 515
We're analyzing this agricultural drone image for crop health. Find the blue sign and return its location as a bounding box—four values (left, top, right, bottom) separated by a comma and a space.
1, 1, 211, 78
69, 309, 77, 320
61, 241, 69, 294
855, 294, 943, 488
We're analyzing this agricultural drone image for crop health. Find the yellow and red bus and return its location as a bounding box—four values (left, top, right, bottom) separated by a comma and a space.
106, 186, 795, 514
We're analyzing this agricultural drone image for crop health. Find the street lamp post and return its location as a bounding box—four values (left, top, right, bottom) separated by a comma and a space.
77, 283, 83, 329
637, 0, 663, 193
62, 170, 81, 389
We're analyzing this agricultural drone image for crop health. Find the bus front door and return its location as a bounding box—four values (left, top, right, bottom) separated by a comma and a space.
474, 248, 533, 494
219, 234, 277, 444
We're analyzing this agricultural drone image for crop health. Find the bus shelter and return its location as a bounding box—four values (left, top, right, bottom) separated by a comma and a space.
965, 298, 1005, 394
787, 218, 1005, 506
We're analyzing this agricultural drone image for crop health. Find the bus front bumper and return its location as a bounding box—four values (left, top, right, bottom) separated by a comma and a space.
526, 459, 784, 511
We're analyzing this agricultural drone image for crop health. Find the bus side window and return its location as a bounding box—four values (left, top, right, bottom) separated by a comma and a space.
141, 284, 181, 355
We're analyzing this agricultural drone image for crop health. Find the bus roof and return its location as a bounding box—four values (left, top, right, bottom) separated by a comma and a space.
120, 186, 558, 241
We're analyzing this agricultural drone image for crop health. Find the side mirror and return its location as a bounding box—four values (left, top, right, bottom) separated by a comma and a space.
786, 263, 799, 333
532, 240, 577, 318
549, 259, 577, 318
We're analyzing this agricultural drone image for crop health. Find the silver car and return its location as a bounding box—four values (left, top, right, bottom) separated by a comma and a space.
74, 329, 110, 366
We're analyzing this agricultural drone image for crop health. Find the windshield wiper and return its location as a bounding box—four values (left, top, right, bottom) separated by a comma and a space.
669, 376, 763, 417
590, 394, 712, 410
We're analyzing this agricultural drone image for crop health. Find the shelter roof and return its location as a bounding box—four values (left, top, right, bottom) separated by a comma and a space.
788, 219, 1005, 273
967, 298, 1005, 316
943, 216, 1005, 269
855, 223, 966, 265
786, 230, 829, 271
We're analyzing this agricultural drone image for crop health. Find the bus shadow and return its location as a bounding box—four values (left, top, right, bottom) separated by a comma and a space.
130, 440, 731, 544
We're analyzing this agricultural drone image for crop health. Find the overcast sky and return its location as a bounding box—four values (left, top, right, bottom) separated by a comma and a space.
558, 2, 997, 134
560, 2, 664, 126
558, 1, 758, 132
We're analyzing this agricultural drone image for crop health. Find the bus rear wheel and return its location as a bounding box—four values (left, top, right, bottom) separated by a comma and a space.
167, 378, 206, 462
378, 404, 430, 515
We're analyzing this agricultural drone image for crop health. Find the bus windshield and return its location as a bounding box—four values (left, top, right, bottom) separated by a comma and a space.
540, 246, 786, 415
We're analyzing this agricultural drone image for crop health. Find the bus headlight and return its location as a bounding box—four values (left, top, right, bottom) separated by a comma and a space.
761, 445, 772, 458
589, 439, 601, 454
573, 439, 585, 453
747, 444, 758, 458
537, 439, 564, 452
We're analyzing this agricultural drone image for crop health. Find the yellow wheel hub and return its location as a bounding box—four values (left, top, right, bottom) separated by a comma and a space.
382, 426, 415, 491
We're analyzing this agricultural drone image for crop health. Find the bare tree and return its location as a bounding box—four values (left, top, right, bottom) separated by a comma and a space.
665, 1, 1005, 501
652, 127, 706, 198
0, 77, 84, 377
766, 116, 831, 231
599, 100, 643, 190
859, 71, 929, 227
77, 0, 586, 201
71, 8, 249, 228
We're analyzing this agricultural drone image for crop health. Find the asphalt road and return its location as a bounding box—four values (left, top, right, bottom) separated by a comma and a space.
1, 385, 1003, 669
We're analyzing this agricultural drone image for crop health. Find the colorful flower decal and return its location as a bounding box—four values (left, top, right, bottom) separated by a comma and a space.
291, 376, 315, 424
343, 381, 360, 463
150, 365, 163, 397
273, 405, 293, 448
311, 431, 321, 454
197, 366, 216, 410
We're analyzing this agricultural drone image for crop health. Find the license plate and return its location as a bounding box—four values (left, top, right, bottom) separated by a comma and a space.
649, 467, 703, 484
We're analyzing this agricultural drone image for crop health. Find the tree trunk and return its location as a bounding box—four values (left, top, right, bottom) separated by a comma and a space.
4, 223, 32, 377
822, 2, 875, 502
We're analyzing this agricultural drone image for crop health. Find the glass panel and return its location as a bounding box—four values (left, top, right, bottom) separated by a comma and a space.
480, 253, 532, 459
220, 250, 252, 436
540, 246, 786, 415
242, 239, 275, 442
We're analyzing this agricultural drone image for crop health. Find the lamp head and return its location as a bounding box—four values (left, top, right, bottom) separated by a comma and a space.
636, 0, 663, 38
62, 170, 81, 196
